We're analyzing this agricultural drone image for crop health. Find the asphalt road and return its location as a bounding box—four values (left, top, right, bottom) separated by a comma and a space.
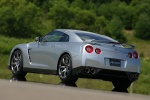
0, 79, 149, 100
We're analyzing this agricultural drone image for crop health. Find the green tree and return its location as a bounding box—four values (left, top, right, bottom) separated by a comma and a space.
0, 0, 42, 38
47, 1, 73, 29
117, 3, 133, 30
104, 16, 126, 42
70, 8, 96, 31
96, 1, 133, 30
92, 16, 108, 34
134, 13, 150, 40
130, 0, 150, 28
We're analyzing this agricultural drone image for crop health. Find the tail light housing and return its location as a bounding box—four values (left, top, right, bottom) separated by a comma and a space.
128, 52, 132, 58
95, 48, 101, 54
133, 51, 138, 59
85, 45, 93, 53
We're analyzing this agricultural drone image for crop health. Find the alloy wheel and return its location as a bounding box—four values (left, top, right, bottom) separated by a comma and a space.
58, 55, 71, 79
11, 50, 22, 74
10, 50, 27, 76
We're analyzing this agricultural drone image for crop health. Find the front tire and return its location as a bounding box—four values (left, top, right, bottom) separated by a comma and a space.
58, 54, 78, 83
10, 50, 27, 77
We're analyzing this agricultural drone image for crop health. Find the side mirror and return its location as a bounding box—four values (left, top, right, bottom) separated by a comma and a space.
35, 37, 41, 42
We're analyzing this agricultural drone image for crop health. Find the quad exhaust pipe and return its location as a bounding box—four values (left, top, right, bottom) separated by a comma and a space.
127, 73, 139, 81
90, 68, 96, 74
85, 67, 90, 74
84, 67, 96, 74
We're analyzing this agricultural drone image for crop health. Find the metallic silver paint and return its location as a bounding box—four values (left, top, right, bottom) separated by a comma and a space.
8, 29, 141, 76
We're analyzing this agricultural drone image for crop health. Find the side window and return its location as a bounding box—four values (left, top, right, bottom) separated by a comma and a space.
59, 33, 69, 42
41, 31, 69, 42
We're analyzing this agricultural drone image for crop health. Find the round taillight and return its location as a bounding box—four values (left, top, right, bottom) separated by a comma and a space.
133, 51, 138, 59
128, 52, 132, 58
95, 48, 101, 54
85, 45, 93, 53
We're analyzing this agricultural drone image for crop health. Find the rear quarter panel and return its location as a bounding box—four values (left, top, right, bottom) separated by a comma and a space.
65, 42, 85, 68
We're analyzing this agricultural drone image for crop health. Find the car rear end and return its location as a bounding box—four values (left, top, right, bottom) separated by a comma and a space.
79, 43, 140, 81
73, 31, 140, 82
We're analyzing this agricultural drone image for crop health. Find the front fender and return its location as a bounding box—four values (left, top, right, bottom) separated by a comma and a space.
8, 44, 29, 69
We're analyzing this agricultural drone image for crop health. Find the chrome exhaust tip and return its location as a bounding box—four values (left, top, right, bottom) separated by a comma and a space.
127, 73, 138, 81
84, 67, 90, 73
90, 68, 96, 74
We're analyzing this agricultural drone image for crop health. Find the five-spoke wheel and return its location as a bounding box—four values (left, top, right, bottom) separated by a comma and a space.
58, 54, 78, 83
10, 50, 27, 76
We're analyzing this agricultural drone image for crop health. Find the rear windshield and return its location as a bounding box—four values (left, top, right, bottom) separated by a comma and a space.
76, 32, 116, 42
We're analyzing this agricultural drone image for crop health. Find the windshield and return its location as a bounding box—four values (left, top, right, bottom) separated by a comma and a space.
76, 32, 117, 42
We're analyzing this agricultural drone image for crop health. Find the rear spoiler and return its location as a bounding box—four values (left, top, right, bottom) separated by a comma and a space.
109, 42, 135, 49
84, 40, 135, 49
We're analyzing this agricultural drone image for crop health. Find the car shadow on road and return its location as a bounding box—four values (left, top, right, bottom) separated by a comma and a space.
10, 76, 128, 93
112, 88, 128, 93
10, 75, 26, 82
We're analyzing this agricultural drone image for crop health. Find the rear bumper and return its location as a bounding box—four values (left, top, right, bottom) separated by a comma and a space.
72, 66, 139, 82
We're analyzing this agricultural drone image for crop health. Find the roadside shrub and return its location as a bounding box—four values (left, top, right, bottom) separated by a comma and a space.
0, 0, 42, 38
70, 8, 96, 31
134, 13, 150, 40
92, 16, 108, 34
130, 0, 150, 29
104, 16, 126, 42
47, 2, 73, 29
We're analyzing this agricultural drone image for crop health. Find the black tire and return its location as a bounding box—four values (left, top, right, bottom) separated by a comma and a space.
112, 79, 131, 90
58, 54, 78, 83
10, 50, 27, 77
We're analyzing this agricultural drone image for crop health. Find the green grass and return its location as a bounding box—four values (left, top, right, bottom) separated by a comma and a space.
0, 32, 150, 95
0, 35, 33, 54
132, 58, 150, 94
0, 54, 11, 79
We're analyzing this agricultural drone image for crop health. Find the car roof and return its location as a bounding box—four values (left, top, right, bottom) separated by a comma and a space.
55, 29, 93, 34
54, 29, 116, 42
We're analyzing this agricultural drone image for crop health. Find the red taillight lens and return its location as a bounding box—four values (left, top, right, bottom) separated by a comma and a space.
128, 52, 132, 58
95, 48, 101, 54
133, 51, 138, 59
85, 45, 93, 53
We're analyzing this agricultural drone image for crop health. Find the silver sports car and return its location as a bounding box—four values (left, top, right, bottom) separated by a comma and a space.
8, 29, 140, 89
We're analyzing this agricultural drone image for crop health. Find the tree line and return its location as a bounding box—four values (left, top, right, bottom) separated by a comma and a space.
0, 0, 150, 42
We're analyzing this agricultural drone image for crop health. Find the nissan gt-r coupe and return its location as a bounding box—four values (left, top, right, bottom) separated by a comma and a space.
8, 29, 140, 89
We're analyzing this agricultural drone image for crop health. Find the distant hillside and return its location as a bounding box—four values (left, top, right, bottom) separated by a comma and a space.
0, 0, 150, 42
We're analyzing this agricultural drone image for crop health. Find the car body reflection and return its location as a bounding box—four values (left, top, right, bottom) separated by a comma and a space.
10, 76, 77, 87
112, 88, 128, 93
58, 82, 77, 87
10, 76, 128, 93
10, 76, 26, 82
